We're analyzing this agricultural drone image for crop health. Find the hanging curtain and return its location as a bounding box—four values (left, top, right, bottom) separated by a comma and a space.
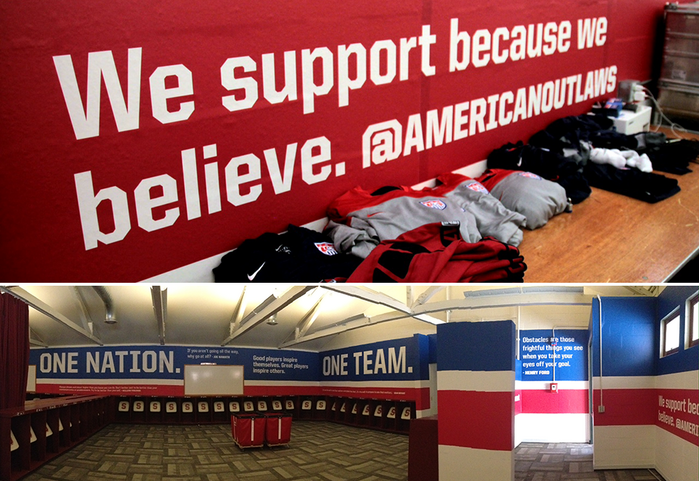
0, 292, 29, 410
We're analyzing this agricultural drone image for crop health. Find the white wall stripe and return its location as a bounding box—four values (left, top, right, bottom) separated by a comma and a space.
655, 370, 699, 390
515, 413, 590, 445
438, 370, 514, 392
439, 445, 513, 481
319, 380, 431, 389
244, 380, 320, 387
592, 376, 656, 390
516, 380, 589, 391
593, 425, 656, 469
655, 425, 699, 481
38, 378, 183, 386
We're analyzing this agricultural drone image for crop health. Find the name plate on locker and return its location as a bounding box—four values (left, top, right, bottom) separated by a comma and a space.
340, 402, 347, 413
150, 401, 161, 413
257, 400, 268, 411
374, 405, 383, 417
272, 400, 283, 410
166, 401, 178, 413
316, 400, 326, 410
133, 401, 145, 412
362, 404, 371, 416
387, 406, 396, 419
331, 401, 337, 412
301, 400, 312, 410
243, 401, 254, 412
214, 401, 225, 413
30, 427, 37, 443
229, 401, 240, 413
46, 423, 53, 437
182, 401, 193, 413
118, 401, 130, 412
285, 400, 294, 410
198, 401, 209, 413
401, 407, 411, 420
10, 431, 19, 451
351, 403, 358, 414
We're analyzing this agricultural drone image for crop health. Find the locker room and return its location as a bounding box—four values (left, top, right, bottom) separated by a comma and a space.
2, 0, 699, 283
1, 285, 697, 481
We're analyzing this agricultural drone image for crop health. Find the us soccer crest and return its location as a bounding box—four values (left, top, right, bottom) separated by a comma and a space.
315, 242, 338, 256
518, 172, 542, 180
466, 181, 489, 194
420, 199, 447, 210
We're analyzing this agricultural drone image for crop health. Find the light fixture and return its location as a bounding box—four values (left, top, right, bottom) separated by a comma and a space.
266, 314, 278, 326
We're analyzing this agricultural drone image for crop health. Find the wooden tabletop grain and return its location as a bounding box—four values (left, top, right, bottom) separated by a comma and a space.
519, 129, 699, 283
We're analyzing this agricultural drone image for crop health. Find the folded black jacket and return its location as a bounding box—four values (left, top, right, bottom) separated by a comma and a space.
584, 163, 681, 203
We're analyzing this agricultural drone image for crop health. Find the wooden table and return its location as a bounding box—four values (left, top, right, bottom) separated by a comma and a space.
519, 135, 699, 283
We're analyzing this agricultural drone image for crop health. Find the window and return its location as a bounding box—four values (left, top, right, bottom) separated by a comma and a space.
688, 292, 699, 349
661, 309, 680, 357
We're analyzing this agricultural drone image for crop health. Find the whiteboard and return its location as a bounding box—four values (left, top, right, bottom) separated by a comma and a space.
184, 365, 244, 396
26, 365, 36, 392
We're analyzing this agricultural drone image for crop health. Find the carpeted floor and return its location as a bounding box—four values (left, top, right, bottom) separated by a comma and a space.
21, 423, 668, 481
22, 421, 408, 481
514, 443, 665, 481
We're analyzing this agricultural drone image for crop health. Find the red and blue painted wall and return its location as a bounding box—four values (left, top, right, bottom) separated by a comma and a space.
591, 289, 699, 481
516, 328, 590, 443
437, 320, 516, 481
28, 334, 433, 412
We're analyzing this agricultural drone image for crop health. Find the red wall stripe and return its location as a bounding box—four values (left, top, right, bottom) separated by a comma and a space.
439, 390, 513, 451
655, 388, 699, 447
593, 389, 663, 426
521, 389, 588, 414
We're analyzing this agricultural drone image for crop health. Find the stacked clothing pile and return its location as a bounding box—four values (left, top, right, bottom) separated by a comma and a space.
214, 115, 698, 283
346, 222, 526, 283
489, 114, 697, 204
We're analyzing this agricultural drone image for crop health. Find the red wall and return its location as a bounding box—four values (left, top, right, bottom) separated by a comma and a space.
0, 0, 667, 281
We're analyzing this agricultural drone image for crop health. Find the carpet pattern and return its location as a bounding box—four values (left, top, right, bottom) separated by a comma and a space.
21, 424, 669, 481
22, 422, 408, 481
514, 443, 666, 481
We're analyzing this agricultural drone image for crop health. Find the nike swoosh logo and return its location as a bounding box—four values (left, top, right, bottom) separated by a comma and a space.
247, 262, 266, 281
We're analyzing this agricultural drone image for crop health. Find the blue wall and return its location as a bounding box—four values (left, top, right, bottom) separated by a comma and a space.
319, 334, 429, 382
591, 288, 699, 378
657, 286, 699, 375
591, 296, 657, 377
437, 320, 515, 372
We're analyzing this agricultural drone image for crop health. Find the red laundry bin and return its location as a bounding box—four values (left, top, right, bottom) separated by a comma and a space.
231, 414, 266, 448
265, 414, 292, 446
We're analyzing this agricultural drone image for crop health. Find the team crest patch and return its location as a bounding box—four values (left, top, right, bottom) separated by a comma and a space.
315, 242, 338, 256
420, 199, 447, 210
466, 181, 489, 194
518, 172, 542, 180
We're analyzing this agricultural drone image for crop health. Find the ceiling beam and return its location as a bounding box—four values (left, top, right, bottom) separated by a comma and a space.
151, 286, 167, 345
320, 285, 444, 325
410, 291, 592, 316
1, 286, 103, 345
29, 327, 48, 348
278, 313, 369, 348
279, 293, 327, 347
413, 286, 444, 307
71, 287, 94, 335
221, 286, 314, 345
229, 286, 248, 336
280, 289, 592, 348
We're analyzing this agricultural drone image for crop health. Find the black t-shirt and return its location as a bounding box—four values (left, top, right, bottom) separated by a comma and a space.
213, 225, 362, 283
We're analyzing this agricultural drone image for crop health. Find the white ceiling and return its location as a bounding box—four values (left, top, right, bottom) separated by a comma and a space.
2, 284, 662, 352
